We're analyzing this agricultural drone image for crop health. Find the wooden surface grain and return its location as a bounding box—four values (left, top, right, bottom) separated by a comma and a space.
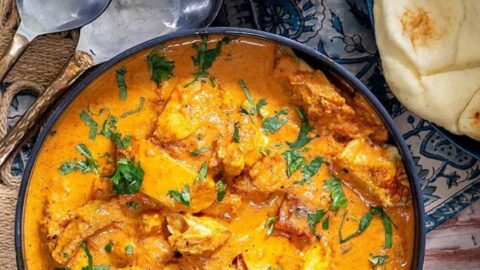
424, 199, 480, 270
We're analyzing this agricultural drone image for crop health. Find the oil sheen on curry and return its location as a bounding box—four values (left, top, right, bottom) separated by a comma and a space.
23, 35, 414, 270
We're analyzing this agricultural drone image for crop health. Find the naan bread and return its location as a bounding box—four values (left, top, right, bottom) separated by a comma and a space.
374, 0, 480, 140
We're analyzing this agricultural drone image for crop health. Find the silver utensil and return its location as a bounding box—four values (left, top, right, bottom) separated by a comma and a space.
0, 0, 111, 82
0, 0, 222, 166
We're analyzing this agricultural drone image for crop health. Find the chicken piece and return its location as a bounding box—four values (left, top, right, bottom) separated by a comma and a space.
201, 193, 243, 218
137, 236, 174, 267
216, 114, 268, 178
166, 214, 231, 255
50, 200, 127, 264
248, 155, 292, 193
232, 174, 277, 204
139, 212, 165, 235
303, 242, 333, 270
273, 47, 313, 80
138, 140, 217, 213
275, 197, 313, 243
275, 172, 331, 245
351, 94, 389, 144
289, 70, 360, 139
153, 78, 224, 143
334, 138, 410, 207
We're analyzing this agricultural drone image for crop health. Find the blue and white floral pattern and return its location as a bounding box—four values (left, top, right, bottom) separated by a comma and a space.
2, 0, 479, 232
215, 0, 480, 231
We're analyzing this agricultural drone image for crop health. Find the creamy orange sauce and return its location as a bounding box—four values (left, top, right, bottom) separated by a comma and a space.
23, 36, 414, 270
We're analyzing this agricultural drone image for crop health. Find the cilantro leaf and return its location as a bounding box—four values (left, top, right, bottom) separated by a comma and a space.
322, 217, 329, 230
120, 97, 145, 118
101, 115, 132, 150
256, 98, 267, 117
104, 241, 114, 253
111, 158, 144, 195
264, 216, 277, 236
281, 149, 306, 177
295, 156, 324, 185
124, 243, 134, 255
191, 146, 210, 156
287, 107, 316, 149
233, 122, 240, 143
324, 176, 347, 211
216, 180, 226, 202
262, 109, 289, 133
116, 66, 127, 101
80, 111, 98, 140
239, 79, 256, 115
377, 207, 394, 248
339, 207, 394, 248
194, 162, 208, 183
369, 255, 388, 266
126, 201, 139, 209
80, 242, 111, 270
147, 49, 174, 85
59, 144, 99, 175
59, 162, 76, 175
186, 36, 233, 86
307, 209, 324, 233
168, 185, 191, 207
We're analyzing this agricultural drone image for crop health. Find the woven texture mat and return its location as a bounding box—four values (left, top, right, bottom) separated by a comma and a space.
0, 0, 78, 267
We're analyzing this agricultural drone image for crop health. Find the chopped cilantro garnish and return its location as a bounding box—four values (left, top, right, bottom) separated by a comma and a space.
239, 79, 256, 115
295, 156, 324, 184
116, 66, 127, 101
324, 176, 347, 211
307, 209, 324, 233
186, 35, 233, 86
233, 122, 240, 143
59, 144, 99, 175
194, 162, 208, 183
101, 115, 132, 150
168, 185, 191, 207
339, 207, 394, 248
287, 107, 316, 149
80, 242, 111, 270
216, 180, 226, 202
124, 243, 134, 255
120, 97, 145, 118
111, 158, 144, 195
147, 49, 174, 85
322, 217, 330, 230
191, 146, 210, 156
104, 241, 114, 253
256, 99, 267, 117
264, 216, 277, 236
262, 109, 289, 133
80, 111, 98, 140
282, 149, 306, 177
369, 255, 388, 266
126, 201, 139, 209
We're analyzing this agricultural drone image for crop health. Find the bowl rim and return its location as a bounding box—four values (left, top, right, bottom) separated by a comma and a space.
15, 27, 426, 269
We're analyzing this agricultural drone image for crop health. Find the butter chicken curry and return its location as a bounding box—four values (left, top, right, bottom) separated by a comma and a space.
23, 35, 415, 270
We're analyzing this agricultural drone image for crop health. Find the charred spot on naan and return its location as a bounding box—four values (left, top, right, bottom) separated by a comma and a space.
400, 8, 439, 48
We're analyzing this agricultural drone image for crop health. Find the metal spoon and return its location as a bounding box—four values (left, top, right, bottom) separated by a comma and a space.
0, 0, 111, 82
0, 0, 222, 166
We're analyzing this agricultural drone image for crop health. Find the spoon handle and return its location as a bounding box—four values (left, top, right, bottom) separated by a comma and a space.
0, 50, 94, 167
0, 32, 30, 83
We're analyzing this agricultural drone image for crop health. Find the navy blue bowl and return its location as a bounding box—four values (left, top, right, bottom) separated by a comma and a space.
15, 27, 426, 269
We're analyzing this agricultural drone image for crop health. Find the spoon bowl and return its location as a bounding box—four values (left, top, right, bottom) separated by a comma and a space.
17, 0, 111, 40
0, 0, 110, 82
